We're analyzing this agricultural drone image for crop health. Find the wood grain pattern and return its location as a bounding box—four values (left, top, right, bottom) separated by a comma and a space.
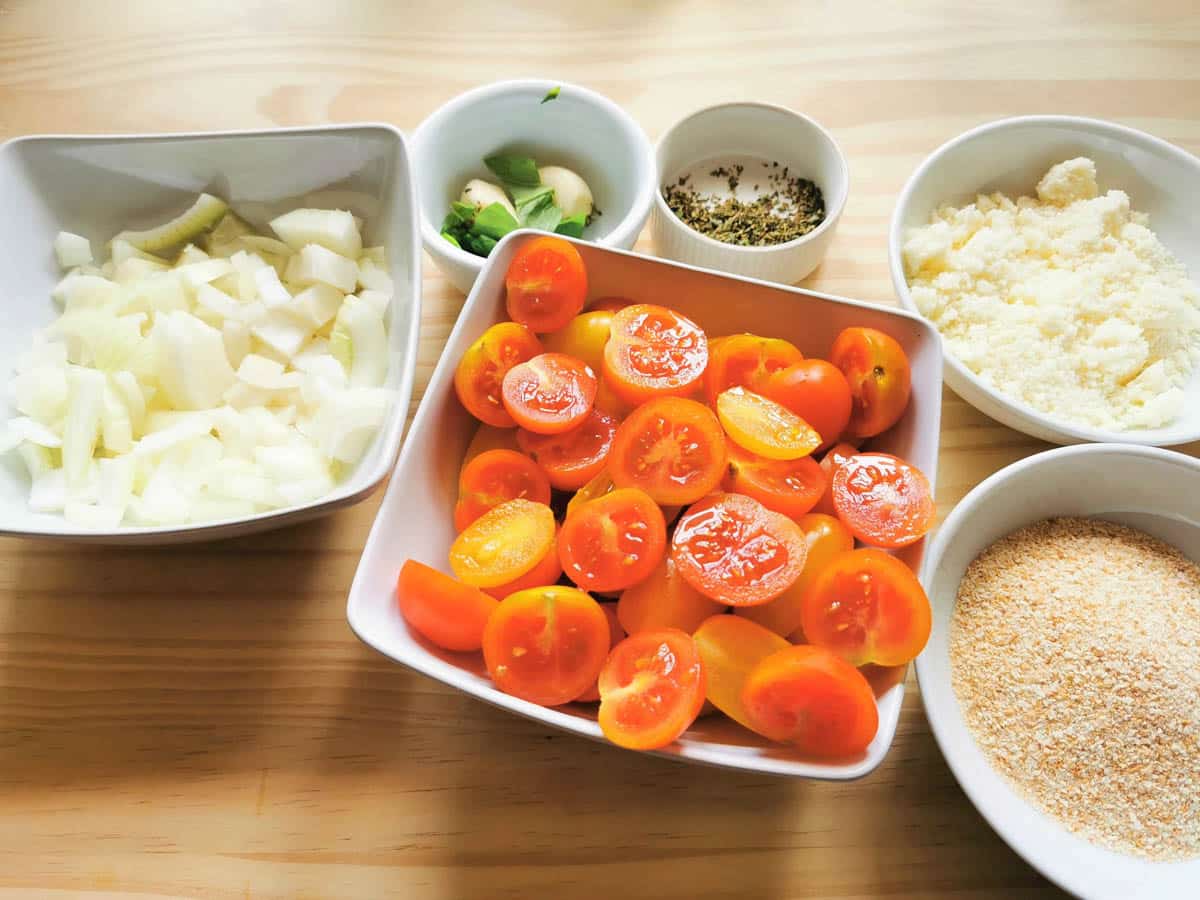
1, 1, 1197, 896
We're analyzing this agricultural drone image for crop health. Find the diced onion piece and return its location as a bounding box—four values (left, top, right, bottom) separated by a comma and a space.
0, 417, 63, 453
287, 244, 358, 293
133, 412, 215, 457
13, 365, 69, 425
176, 258, 234, 290
111, 371, 146, 434
315, 387, 389, 463
52, 274, 124, 311
112, 193, 228, 253
222, 319, 252, 368
62, 367, 106, 487
153, 311, 235, 410
195, 283, 242, 322
357, 289, 391, 318
291, 284, 343, 329
100, 384, 134, 453
17, 442, 56, 480
361, 246, 386, 266
110, 239, 167, 266
29, 468, 67, 512
331, 296, 388, 387
54, 232, 94, 269
357, 258, 393, 294
253, 265, 292, 309
251, 309, 311, 360
270, 209, 362, 259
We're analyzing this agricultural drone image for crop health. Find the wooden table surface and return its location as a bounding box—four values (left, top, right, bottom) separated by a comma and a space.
3, 1, 1198, 897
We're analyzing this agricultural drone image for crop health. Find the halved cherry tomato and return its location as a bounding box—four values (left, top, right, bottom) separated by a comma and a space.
593, 377, 632, 418
575, 604, 625, 702
801, 548, 931, 666
397, 560, 499, 652
542, 310, 613, 374
609, 397, 726, 505
501, 352, 597, 435
462, 422, 521, 469
598, 629, 706, 750
504, 235, 587, 333
602, 304, 708, 404
830, 327, 912, 438
484, 538, 563, 600
723, 444, 826, 519
559, 488, 666, 592
693, 615, 789, 732
811, 441, 859, 517
832, 452, 935, 549
566, 468, 615, 519
449, 498, 556, 588
760, 359, 853, 452
482, 586, 611, 706
454, 322, 543, 427
702, 334, 804, 403
454, 449, 552, 531
737, 513, 855, 637
671, 493, 807, 606
741, 645, 879, 756
517, 408, 617, 491
589, 296, 633, 314
618, 555, 722, 635
716, 387, 821, 460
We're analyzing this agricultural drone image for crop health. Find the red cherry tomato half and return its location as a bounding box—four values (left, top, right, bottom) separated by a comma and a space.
501, 352, 597, 435
602, 304, 708, 404
831, 452, 935, 549
559, 487, 667, 593
454, 449, 552, 532
454, 322, 543, 427
723, 443, 827, 520
575, 604, 626, 703
608, 397, 727, 506
811, 441, 859, 517
598, 629, 707, 750
504, 236, 588, 333
703, 333, 804, 403
517, 408, 618, 491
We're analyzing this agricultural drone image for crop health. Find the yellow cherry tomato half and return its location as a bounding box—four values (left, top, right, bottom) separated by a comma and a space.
542, 310, 614, 374
716, 386, 821, 461
448, 498, 556, 588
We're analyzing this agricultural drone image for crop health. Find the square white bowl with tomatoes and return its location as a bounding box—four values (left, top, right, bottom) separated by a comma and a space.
347, 231, 943, 779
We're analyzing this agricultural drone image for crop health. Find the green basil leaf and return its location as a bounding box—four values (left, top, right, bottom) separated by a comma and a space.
484, 154, 540, 187
451, 200, 477, 220
523, 201, 563, 233
510, 183, 554, 210
541, 86, 561, 104
472, 202, 520, 239
440, 210, 465, 231
441, 231, 462, 249
555, 213, 587, 238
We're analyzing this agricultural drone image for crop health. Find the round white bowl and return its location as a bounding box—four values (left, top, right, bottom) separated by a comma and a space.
889, 115, 1200, 446
917, 443, 1200, 899
411, 79, 655, 295
651, 102, 848, 284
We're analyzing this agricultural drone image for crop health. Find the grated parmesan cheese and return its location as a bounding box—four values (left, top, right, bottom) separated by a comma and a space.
903, 157, 1200, 431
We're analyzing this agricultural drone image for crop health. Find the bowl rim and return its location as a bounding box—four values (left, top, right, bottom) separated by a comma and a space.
887, 113, 1200, 447
0, 122, 421, 542
411, 78, 656, 273
652, 100, 850, 255
915, 441, 1200, 897
347, 227, 944, 780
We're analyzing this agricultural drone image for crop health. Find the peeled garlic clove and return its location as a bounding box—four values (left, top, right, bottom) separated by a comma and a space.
537, 166, 594, 220
460, 180, 516, 218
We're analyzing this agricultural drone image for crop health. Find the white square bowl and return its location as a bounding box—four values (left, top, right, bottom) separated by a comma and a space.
347, 232, 943, 779
0, 125, 421, 543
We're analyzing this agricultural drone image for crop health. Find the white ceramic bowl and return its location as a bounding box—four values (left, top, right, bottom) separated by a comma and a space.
0, 125, 421, 543
917, 443, 1200, 898
651, 102, 848, 284
889, 115, 1200, 446
411, 79, 655, 295
348, 230, 943, 779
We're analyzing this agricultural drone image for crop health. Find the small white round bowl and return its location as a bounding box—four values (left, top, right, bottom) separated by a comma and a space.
412, 79, 655, 295
889, 115, 1200, 446
917, 443, 1200, 899
651, 102, 848, 284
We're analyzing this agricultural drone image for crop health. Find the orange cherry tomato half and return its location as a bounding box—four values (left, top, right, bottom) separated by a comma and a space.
501, 352, 597, 435
829, 326, 912, 439
723, 443, 826, 520
483, 538, 564, 600
800, 548, 932, 666
517, 408, 617, 491
483, 586, 611, 706
589, 296, 633, 314
741, 645, 879, 756
462, 422, 521, 469
810, 441, 859, 517
598, 629, 706, 750
566, 468, 615, 519
702, 333, 804, 403
575, 604, 626, 703
542, 310, 613, 374
692, 614, 789, 733
454, 322, 543, 427
504, 235, 588, 333
454, 449, 553, 532
831, 452, 935, 549
397, 560, 499, 653
448, 498, 556, 588
760, 359, 853, 452
737, 513, 855, 637
609, 397, 727, 505
559, 487, 666, 593
671, 493, 807, 606
617, 555, 723, 635
716, 387, 821, 460
602, 304, 708, 405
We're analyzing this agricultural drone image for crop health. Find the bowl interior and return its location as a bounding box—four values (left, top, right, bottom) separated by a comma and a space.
917, 445, 1200, 898
347, 231, 943, 779
413, 82, 653, 250
0, 126, 419, 539
890, 117, 1200, 444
